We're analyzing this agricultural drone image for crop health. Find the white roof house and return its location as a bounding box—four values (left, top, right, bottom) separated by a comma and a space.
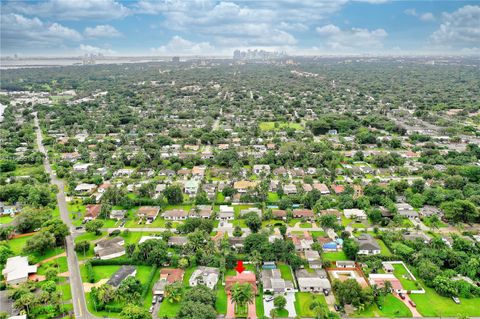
344, 209, 367, 220
2, 256, 37, 285
189, 267, 220, 289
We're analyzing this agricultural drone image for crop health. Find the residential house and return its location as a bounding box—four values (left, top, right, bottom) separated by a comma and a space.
94, 237, 125, 260
344, 209, 367, 220
137, 206, 160, 222
217, 205, 234, 221
184, 179, 200, 196
73, 163, 93, 173
190, 205, 213, 219
261, 269, 294, 294
2, 256, 37, 285
356, 234, 381, 255
305, 250, 322, 269
234, 180, 257, 193
336, 261, 356, 268
291, 233, 314, 251
272, 210, 287, 220
168, 236, 188, 247
153, 269, 185, 296
163, 209, 188, 221
225, 272, 257, 294
292, 209, 314, 220
84, 204, 102, 220
295, 269, 331, 293
228, 237, 245, 250
253, 164, 271, 175
110, 209, 126, 220
74, 183, 97, 194
402, 231, 431, 243
368, 274, 403, 293
313, 183, 330, 195
283, 184, 297, 195
106, 266, 137, 287
189, 267, 220, 289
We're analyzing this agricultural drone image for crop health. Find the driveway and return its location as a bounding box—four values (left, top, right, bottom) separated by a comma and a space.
263, 292, 296, 318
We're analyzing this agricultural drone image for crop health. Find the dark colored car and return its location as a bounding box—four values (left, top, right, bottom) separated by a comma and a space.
409, 300, 416, 307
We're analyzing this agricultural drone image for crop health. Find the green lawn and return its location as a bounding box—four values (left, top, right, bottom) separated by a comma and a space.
322, 251, 348, 261
215, 285, 227, 314
0, 215, 14, 224
6, 234, 64, 262
294, 292, 327, 317
353, 294, 412, 318
256, 291, 264, 317
91, 265, 121, 282
278, 264, 294, 281
267, 192, 280, 202
393, 264, 419, 291
158, 299, 181, 318
183, 267, 196, 285
410, 284, 480, 317
310, 231, 327, 239
60, 284, 72, 301
38, 256, 68, 275
259, 121, 304, 131
299, 222, 312, 228
377, 239, 392, 256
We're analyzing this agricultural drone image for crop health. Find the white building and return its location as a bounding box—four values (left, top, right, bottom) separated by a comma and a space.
2, 256, 37, 285
189, 267, 220, 289
344, 209, 367, 220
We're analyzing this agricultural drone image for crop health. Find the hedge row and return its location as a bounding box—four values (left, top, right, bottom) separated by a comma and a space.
141, 265, 158, 300
86, 261, 95, 283
90, 257, 136, 266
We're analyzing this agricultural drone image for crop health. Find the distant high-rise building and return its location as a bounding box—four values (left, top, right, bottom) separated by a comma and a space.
172, 56, 180, 63
232, 49, 286, 60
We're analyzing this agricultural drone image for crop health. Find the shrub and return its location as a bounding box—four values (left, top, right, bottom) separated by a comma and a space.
86, 261, 95, 283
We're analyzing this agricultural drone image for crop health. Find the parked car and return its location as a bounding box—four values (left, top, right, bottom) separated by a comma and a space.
409, 300, 416, 307
149, 306, 154, 313
152, 296, 157, 304
75, 226, 83, 230
334, 304, 342, 311
452, 296, 461, 304
399, 293, 406, 300
264, 296, 274, 302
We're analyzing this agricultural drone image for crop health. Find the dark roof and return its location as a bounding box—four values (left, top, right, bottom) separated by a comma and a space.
106, 266, 136, 287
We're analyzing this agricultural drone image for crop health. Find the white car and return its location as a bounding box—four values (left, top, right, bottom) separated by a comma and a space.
452, 296, 460, 304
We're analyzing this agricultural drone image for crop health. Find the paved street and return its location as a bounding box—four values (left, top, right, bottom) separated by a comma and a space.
34, 113, 93, 319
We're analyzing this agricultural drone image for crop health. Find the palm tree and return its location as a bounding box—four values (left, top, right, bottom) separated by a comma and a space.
164, 282, 183, 303
309, 298, 327, 319
250, 250, 263, 273
231, 283, 254, 314
269, 308, 277, 319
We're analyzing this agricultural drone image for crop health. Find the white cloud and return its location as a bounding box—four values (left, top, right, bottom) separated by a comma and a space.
136, 0, 339, 48
151, 36, 215, 55
79, 44, 116, 55
84, 24, 121, 38
316, 24, 387, 52
5, 0, 130, 20
419, 12, 435, 22
431, 5, 480, 46
1, 13, 82, 51
405, 8, 435, 21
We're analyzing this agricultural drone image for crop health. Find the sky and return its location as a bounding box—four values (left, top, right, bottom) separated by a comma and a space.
1, 0, 479, 57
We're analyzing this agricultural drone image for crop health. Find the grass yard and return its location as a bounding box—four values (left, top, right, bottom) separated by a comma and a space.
92, 265, 121, 282
310, 231, 327, 239
294, 292, 327, 317
393, 264, 419, 291
267, 192, 280, 202
353, 294, 412, 318
6, 234, 64, 262
256, 291, 265, 317
299, 222, 312, 228
158, 299, 181, 318
377, 239, 392, 256
60, 284, 72, 301
0, 215, 14, 224
215, 285, 227, 314
410, 284, 480, 317
183, 267, 196, 285
322, 251, 348, 261
38, 256, 68, 275
259, 121, 304, 131
278, 263, 294, 281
